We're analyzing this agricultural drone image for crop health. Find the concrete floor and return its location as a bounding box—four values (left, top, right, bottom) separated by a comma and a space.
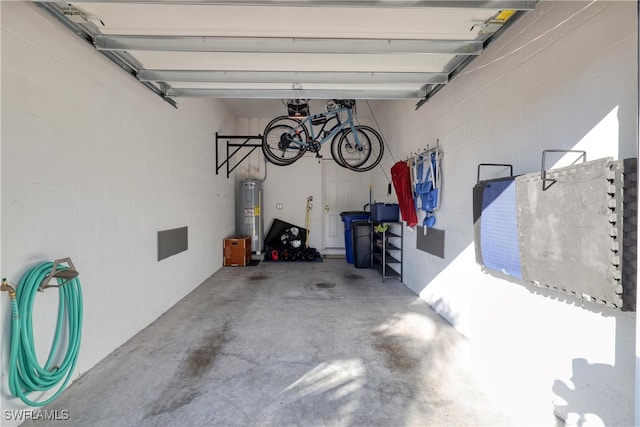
23, 259, 514, 426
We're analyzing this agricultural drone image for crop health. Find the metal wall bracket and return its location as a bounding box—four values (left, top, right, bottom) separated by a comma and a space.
39, 258, 79, 291
215, 132, 263, 179
541, 149, 587, 191
476, 163, 514, 184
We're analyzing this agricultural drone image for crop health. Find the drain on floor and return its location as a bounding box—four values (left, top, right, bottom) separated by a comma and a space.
248, 274, 269, 281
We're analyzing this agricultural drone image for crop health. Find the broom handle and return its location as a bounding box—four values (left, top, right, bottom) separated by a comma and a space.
305, 196, 312, 248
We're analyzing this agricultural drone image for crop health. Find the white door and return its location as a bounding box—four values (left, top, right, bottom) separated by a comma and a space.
322, 160, 370, 253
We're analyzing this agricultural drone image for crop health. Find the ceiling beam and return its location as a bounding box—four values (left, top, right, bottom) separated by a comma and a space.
96, 35, 482, 55
416, 9, 527, 109
138, 70, 448, 84
38, 1, 538, 9
36, 1, 178, 107
166, 88, 425, 99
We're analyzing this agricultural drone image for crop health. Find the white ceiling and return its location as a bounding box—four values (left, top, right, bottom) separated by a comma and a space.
37, 0, 537, 111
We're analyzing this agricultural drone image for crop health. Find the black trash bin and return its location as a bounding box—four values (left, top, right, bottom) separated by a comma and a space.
352, 221, 371, 268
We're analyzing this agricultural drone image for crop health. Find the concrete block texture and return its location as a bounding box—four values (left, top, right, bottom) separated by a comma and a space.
1, 2, 236, 422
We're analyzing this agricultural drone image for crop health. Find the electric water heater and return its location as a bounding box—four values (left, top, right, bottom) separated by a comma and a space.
237, 180, 264, 254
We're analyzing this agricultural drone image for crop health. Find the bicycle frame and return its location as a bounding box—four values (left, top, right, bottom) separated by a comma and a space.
262, 100, 384, 171
286, 107, 363, 149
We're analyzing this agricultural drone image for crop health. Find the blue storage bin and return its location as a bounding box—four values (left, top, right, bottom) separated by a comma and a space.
340, 211, 371, 264
371, 203, 399, 222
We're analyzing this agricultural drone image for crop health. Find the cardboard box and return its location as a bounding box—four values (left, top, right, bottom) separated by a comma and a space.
371, 203, 400, 222
223, 236, 251, 266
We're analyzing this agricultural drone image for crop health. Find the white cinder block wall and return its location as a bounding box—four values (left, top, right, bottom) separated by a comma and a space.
1, 2, 236, 422
370, 1, 637, 425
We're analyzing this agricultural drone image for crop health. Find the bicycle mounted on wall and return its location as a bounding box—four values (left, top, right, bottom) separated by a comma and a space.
262, 99, 384, 172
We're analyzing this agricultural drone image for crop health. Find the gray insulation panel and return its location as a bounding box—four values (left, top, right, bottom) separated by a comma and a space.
158, 226, 188, 261
416, 226, 445, 258
620, 158, 637, 310
516, 158, 623, 307
473, 156, 637, 310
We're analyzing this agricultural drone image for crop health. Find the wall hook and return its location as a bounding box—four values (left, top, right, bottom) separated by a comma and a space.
39, 258, 79, 291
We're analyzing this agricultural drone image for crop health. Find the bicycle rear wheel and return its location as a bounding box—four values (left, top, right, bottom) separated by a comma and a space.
337, 125, 384, 172
262, 116, 308, 165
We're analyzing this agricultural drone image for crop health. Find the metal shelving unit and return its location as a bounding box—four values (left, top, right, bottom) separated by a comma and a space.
371, 221, 403, 282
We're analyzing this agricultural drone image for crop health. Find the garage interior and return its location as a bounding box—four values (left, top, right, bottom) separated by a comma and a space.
1, 0, 638, 426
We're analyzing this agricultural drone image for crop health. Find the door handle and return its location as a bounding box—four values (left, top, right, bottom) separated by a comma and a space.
324, 204, 330, 213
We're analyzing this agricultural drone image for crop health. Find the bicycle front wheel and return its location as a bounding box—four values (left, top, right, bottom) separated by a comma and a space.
337, 126, 384, 172
330, 129, 349, 169
262, 116, 308, 166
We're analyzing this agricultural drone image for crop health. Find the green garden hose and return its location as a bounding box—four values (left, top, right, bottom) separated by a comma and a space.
7, 261, 83, 406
